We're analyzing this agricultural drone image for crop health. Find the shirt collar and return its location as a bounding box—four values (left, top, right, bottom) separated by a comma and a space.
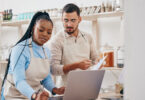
30, 39, 43, 49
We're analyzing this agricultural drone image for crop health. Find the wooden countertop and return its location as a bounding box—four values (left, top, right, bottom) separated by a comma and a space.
97, 92, 123, 100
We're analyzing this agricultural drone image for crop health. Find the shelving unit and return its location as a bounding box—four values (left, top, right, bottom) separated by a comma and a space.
0, 11, 123, 26
0, 11, 124, 47
0, 11, 124, 66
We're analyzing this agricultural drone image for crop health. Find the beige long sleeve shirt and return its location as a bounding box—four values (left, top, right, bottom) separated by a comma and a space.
49, 30, 98, 76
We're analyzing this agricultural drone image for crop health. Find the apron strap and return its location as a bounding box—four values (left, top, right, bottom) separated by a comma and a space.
42, 47, 48, 59
29, 38, 34, 58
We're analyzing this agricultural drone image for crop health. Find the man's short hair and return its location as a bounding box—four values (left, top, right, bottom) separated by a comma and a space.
62, 3, 80, 16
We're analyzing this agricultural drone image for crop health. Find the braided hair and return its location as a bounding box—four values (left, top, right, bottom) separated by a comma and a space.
1, 11, 53, 91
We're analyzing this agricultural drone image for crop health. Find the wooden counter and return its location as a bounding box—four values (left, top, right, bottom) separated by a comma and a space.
97, 92, 123, 100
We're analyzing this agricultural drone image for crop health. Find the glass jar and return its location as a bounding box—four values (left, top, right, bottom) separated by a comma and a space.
100, 44, 115, 67
117, 46, 124, 68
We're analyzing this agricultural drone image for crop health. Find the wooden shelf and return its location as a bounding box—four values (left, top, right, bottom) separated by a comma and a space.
1, 20, 30, 27
82, 11, 124, 21
0, 11, 124, 27
101, 67, 123, 70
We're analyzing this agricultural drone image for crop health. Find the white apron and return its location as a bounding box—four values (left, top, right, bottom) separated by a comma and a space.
3, 40, 50, 100
61, 32, 90, 86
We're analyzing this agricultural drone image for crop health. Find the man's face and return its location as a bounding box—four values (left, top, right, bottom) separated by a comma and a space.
62, 11, 81, 35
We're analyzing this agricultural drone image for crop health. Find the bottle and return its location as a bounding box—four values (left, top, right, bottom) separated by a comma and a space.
112, 0, 116, 11
101, 2, 105, 13
119, 0, 124, 10
89, 6, 95, 15
117, 46, 124, 68
115, 0, 121, 11
8, 9, 13, 20
105, 2, 109, 12
3, 10, 6, 20
108, 1, 113, 12
6, 10, 8, 20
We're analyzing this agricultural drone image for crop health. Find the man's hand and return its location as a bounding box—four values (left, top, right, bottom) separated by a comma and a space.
77, 59, 92, 70
63, 59, 92, 74
52, 87, 65, 95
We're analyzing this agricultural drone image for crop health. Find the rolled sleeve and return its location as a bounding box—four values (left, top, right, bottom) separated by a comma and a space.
41, 74, 55, 92
50, 36, 65, 75
89, 34, 98, 65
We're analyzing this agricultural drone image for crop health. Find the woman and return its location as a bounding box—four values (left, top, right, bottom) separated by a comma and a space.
1, 11, 65, 100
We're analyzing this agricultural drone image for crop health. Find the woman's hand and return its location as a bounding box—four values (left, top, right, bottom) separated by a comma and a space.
36, 90, 49, 100
52, 87, 65, 95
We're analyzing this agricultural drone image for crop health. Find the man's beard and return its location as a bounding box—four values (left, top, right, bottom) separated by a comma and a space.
67, 30, 75, 35
65, 26, 77, 35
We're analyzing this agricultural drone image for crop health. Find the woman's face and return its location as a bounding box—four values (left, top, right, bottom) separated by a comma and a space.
33, 19, 53, 46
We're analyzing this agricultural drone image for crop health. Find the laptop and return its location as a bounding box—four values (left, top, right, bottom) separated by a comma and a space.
50, 70, 105, 100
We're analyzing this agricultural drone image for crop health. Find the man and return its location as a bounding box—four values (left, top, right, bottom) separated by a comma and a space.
50, 3, 98, 86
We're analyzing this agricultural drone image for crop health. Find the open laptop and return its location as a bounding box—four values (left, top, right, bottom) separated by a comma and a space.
50, 70, 105, 100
